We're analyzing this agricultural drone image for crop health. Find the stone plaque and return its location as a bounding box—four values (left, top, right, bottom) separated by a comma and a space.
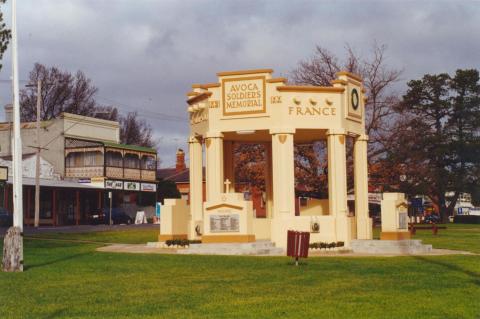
222, 76, 266, 116
398, 212, 408, 230
210, 212, 240, 233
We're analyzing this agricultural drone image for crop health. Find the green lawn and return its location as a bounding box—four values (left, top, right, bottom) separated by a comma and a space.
26, 227, 159, 244
0, 225, 479, 319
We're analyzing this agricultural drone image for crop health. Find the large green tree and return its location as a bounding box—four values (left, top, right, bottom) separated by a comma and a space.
384, 69, 480, 221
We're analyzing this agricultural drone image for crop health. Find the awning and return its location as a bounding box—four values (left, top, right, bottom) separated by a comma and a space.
6, 177, 103, 189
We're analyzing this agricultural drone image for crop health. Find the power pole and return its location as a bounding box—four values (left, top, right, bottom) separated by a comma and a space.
34, 80, 41, 227
25, 80, 42, 227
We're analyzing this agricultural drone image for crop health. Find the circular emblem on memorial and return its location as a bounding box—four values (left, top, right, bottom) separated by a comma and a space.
351, 88, 359, 110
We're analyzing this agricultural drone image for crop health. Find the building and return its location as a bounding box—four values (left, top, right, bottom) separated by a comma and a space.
0, 106, 158, 226
157, 149, 198, 201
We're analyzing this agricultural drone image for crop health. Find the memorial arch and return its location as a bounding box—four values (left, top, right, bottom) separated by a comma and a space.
159, 68, 372, 248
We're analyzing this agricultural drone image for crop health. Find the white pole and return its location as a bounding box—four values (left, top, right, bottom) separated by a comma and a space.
34, 80, 41, 227
11, 0, 23, 232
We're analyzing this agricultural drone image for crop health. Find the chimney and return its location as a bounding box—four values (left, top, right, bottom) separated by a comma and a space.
176, 148, 186, 172
4, 104, 13, 122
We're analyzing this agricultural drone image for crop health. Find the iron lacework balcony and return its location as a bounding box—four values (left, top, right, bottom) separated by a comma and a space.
65, 139, 157, 182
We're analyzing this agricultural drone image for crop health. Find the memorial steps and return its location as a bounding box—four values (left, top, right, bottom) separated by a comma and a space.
176, 240, 284, 256
350, 239, 433, 255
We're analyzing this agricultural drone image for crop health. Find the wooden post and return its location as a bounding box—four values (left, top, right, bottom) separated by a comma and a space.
98, 190, 102, 210
52, 189, 57, 226
26, 187, 31, 226
4, 184, 8, 211
75, 190, 80, 225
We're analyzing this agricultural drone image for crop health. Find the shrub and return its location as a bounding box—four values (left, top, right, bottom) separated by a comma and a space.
336, 241, 344, 247
454, 215, 480, 224
164, 239, 202, 247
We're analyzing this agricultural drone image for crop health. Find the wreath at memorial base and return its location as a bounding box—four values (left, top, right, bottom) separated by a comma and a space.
311, 222, 320, 233
195, 225, 202, 236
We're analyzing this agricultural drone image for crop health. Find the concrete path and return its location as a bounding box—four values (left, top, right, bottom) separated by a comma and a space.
97, 244, 176, 254
96, 243, 475, 257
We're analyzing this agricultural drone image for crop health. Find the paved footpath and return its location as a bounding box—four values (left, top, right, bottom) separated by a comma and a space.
97, 243, 475, 257
0, 223, 158, 237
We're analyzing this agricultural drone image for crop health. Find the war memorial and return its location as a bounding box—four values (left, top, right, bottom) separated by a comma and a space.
157, 68, 375, 250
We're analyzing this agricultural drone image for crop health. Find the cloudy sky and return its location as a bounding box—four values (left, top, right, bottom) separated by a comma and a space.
0, 0, 478, 166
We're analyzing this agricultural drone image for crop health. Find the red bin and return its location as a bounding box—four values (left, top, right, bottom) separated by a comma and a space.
287, 230, 310, 265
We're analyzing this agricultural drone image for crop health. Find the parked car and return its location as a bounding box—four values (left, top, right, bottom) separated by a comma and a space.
0, 207, 13, 227
424, 214, 441, 224
87, 208, 133, 225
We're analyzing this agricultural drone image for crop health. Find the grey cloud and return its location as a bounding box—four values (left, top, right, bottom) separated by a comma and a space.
0, 0, 478, 166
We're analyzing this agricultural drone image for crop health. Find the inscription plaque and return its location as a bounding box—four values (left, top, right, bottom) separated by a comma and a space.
210, 211, 240, 233
398, 212, 408, 230
222, 76, 266, 116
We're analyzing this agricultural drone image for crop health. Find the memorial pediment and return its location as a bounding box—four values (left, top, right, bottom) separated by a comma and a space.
205, 203, 243, 211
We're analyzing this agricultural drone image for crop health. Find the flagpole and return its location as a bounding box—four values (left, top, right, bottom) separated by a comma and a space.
11, 0, 24, 243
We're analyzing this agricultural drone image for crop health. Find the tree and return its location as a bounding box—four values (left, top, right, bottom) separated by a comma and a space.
384, 69, 480, 222
157, 179, 181, 204
120, 111, 155, 148
0, 0, 10, 73
20, 63, 156, 147
288, 43, 402, 194
290, 43, 402, 160
234, 143, 267, 192
20, 63, 102, 121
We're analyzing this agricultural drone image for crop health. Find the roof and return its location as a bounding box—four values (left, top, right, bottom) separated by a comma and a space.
0, 153, 36, 161
103, 141, 156, 154
157, 167, 206, 183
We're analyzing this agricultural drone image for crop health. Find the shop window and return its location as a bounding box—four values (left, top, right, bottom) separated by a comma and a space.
84, 151, 103, 166
141, 155, 156, 170
66, 152, 84, 167
124, 153, 140, 169
40, 189, 52, 219
106, 151, 123, 167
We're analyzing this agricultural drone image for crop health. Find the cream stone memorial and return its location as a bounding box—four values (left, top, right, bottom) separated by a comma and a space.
158, 68, 373, 250
380, 193, 411, 240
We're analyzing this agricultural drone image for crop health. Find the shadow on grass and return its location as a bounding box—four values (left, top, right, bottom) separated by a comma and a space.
414, 256, 480, 286
25, 251, 91, 271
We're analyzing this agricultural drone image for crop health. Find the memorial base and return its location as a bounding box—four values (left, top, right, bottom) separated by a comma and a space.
202, 235, 255, 243
380, 232, 411, 240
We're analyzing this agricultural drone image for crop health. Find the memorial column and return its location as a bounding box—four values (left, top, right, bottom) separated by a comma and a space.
189, 135, 203, 239
223, 140, 235, 186
270, 129, 295, 218
326, 129, 351, 243
205, 132, 224, 202
354, 134, 372, 239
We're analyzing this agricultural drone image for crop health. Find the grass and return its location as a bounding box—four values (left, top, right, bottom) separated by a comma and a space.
26, 227, 159, 244
0, 225, 479, 319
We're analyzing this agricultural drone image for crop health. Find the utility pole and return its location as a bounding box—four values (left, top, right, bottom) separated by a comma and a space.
25, 80, 42, 228
34, 80, 41, 227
